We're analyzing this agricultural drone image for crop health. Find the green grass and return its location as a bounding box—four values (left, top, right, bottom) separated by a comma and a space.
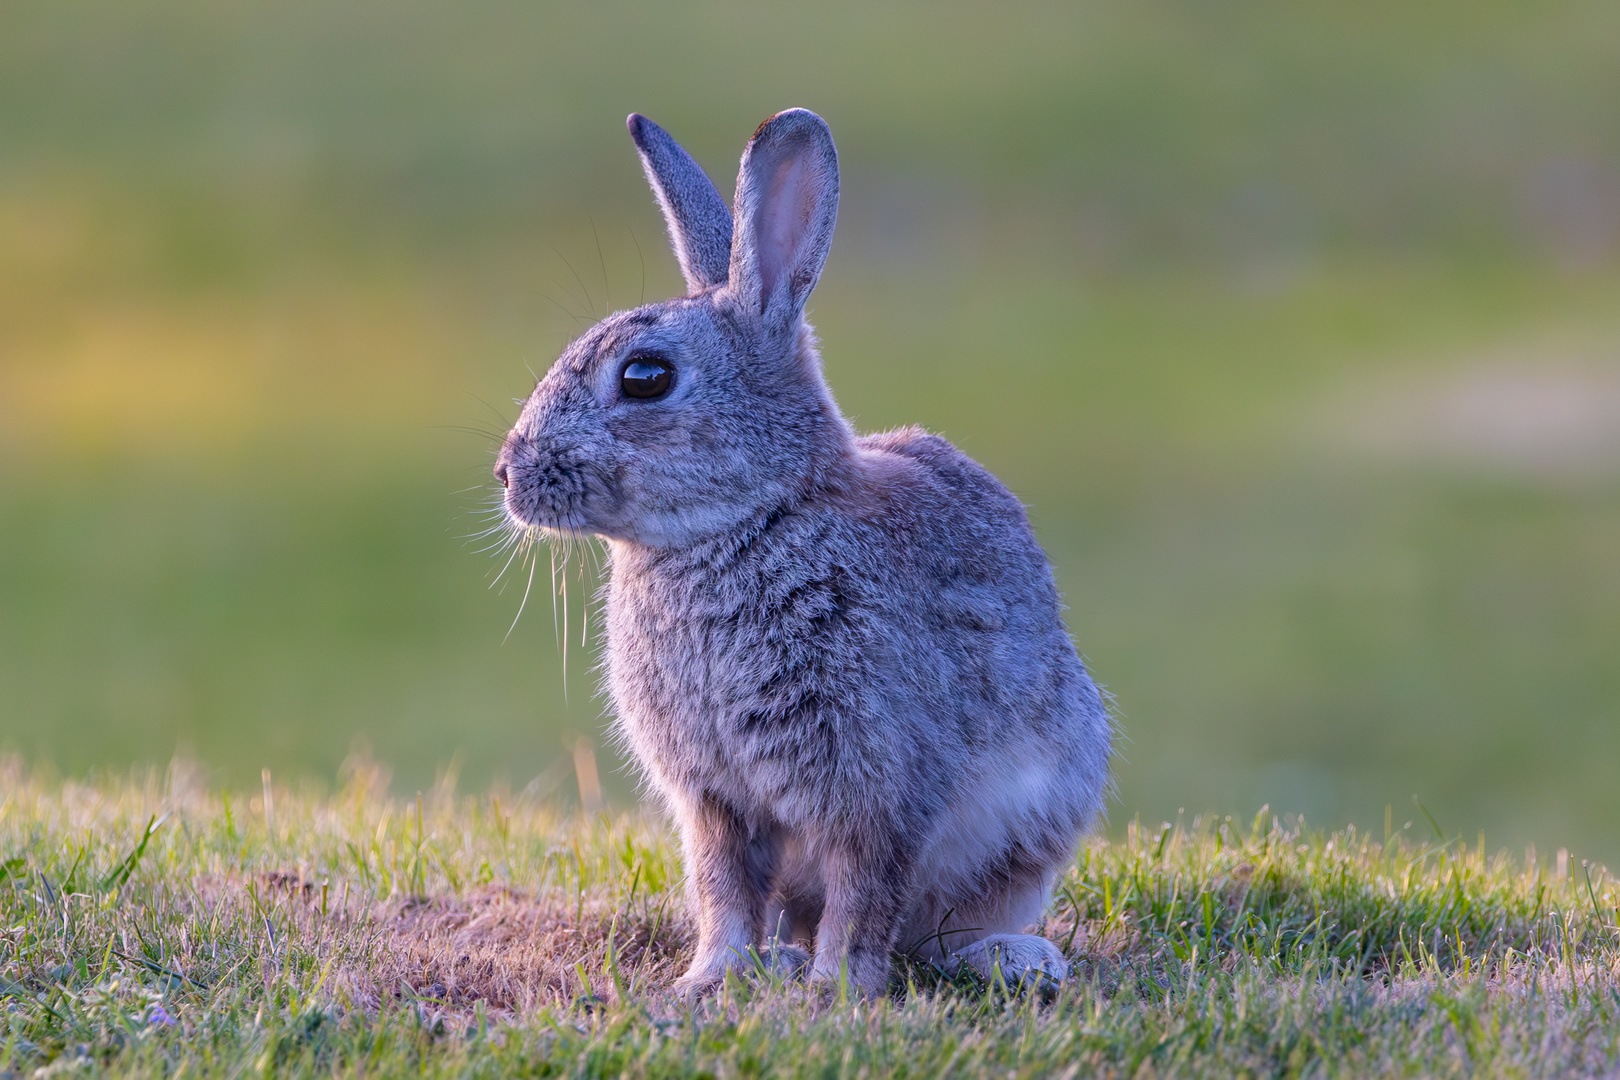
2, 769, 1617, 1077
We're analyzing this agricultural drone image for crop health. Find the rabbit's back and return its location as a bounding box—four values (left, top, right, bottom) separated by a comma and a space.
605, 424, 1109, 845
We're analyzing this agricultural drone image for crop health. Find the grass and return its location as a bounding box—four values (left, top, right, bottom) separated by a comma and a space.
2, 764, 1617, 1077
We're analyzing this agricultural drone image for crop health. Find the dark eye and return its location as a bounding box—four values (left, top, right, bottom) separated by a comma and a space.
620, 356, 674, 400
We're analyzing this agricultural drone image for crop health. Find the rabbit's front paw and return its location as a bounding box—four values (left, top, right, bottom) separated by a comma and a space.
671, 968, 726, 1002
808, 948, 892, 998
950, 934, 1068, 991
673, 944, 810, 1001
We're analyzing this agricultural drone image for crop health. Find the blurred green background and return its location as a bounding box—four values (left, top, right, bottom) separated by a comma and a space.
3, 1, 1618, 861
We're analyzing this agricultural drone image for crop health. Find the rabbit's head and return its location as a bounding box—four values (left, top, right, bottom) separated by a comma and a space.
496, 110, 851, 548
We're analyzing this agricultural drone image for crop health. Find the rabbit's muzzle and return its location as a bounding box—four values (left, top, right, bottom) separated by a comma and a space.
495, 433, 611, 534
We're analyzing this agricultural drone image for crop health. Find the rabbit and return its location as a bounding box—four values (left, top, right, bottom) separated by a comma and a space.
494, 109, 1112, 998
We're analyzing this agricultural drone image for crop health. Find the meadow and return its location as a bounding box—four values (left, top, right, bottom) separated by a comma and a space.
3, 2, 1620, 874
1, 769, 1617, 1077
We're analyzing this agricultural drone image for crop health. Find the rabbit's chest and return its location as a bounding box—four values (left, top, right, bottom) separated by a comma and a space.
603, 559, 872, 815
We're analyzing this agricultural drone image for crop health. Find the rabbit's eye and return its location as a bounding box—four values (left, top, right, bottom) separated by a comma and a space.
620, 357, 674, 400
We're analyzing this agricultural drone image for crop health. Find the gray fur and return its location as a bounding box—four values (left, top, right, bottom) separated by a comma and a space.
495, 109, 1111, 998
628, 113, 734, 293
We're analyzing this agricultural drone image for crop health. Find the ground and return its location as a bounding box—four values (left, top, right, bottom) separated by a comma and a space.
1, 762, 1616, 1078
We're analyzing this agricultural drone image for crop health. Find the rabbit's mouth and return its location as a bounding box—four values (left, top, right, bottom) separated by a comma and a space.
502, 496, 589, 535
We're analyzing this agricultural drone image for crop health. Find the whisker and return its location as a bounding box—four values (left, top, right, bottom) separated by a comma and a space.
591, 216, 611, 313
560, 536, 571, 701
503, 545, 540, 645
550, 542, 561, 655
463, 391, 518, 427
538, 287, 588, 326
471, 530, 521, 555
486, 522, 607, 699
465, 508, 517, 543
435, 421, 512, 441
453, 483, 506, 497
490, 525, 528, 590
581, 551, 590, 650
630, 226, 646, 307
551, 248, 597, 318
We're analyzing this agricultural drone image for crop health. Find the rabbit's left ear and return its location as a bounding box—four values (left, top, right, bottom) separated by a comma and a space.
726, 109, 839, 324
628, 114, 734, 293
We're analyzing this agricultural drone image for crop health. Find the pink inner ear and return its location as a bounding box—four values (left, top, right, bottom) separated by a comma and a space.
755, 153, 813, 309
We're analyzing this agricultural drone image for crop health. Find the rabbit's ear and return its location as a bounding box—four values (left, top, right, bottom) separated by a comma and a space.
726, 109, 839, 323
628, 114, 734, 293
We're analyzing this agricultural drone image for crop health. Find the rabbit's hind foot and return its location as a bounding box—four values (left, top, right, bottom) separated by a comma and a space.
949, 933, 1068, 992
671, 943, 811, 1002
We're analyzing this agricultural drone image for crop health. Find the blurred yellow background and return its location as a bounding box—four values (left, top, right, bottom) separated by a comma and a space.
3, 1, 1618, 861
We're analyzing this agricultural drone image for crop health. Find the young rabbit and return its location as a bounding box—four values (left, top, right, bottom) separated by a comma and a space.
495, 109, 1111, 997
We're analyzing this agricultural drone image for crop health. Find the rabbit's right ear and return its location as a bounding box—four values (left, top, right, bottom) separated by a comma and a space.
628, 114, 734, 294
726, 109, 839, 325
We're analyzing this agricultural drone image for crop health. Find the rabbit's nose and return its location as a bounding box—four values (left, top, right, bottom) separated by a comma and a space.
494, 432, 523, 487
